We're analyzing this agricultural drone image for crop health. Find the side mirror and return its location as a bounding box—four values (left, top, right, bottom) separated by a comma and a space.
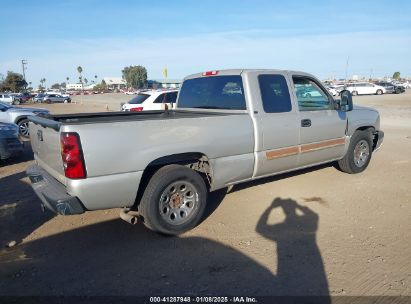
338, 90, 353, 112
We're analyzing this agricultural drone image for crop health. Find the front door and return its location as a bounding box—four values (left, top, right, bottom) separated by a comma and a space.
292, 76, 347, 167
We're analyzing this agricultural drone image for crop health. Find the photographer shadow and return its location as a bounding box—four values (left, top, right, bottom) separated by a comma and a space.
256, 198, 329, 297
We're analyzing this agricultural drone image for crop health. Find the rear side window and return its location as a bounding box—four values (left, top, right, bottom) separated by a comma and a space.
154, 93, 166, 103
128, 94, 150, 104
258, 74, 292, 113
178, 76, 246, 110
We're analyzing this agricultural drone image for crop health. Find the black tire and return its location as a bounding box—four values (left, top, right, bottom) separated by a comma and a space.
46, 99, 51, 104
139, 164, 207, 235
352, 91, 358, 96
337, 130, 373, 174
17, 118, 30, 138
376, 89, 383, 95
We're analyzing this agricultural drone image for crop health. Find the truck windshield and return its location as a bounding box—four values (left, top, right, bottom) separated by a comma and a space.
128, 94, 150, 104
178, 76, 246, 110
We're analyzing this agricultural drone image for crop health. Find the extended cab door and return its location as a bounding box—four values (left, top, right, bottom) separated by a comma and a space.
252, 72, 300, 177
291, 75, 347, 167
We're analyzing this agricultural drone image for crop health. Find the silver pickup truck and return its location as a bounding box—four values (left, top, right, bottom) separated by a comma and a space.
26, 69, 383, 234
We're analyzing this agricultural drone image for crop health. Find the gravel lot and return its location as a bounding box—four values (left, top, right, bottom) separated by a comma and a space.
0, 91, 410, 296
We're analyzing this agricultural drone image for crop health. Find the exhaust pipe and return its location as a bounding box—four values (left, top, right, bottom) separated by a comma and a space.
120, 208, 138, 225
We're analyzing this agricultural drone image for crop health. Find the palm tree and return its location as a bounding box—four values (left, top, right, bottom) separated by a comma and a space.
77, 66, 83, 91
66, 77, 69, 83
40, 78, 46, 89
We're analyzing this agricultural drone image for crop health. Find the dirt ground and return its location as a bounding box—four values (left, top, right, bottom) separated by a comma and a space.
0, 91, 410, 296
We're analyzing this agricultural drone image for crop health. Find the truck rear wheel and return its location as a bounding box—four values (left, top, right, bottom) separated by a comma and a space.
337, 130, 373, 174
139, 164, 207, 235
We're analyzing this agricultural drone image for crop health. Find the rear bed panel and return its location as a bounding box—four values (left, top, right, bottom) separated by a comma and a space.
29, 122, 66, 183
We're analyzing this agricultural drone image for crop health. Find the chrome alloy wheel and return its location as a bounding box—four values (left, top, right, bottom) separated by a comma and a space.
159, 181, 199, 225
19, 121, 30, 137
353, 139, 370, 167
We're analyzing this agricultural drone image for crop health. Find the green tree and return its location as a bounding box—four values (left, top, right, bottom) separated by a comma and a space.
93, 83, 107, 92
392, 72, 401, 80
40, 78, 46, 89
51, 83, 61, 90
122, 65, 147, 89
0, 71, 27, 92
84, 78, 88, 85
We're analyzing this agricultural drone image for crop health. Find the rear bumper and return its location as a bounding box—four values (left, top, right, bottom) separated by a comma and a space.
26, 165, 86, 215
373, 130, 384, 152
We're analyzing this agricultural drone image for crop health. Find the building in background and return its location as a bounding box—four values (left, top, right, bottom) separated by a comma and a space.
151, 79, 182, 89
66, 83, 83, 90
102, 77, 127, 90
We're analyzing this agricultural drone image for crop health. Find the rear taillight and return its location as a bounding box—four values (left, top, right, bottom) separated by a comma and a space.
60, 132, 86, 179
130, 107, 143, 112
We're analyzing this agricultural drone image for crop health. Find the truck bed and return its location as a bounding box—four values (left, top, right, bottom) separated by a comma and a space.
30, 110, 243, 130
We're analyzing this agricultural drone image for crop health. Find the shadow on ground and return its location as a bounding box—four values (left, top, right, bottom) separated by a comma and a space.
0, 196, 329, 298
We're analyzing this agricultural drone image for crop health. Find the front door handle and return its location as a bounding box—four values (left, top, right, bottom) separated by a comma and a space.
301, 119, 312, 127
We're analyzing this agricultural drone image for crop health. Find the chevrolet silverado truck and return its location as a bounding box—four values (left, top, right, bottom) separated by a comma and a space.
26, 69, 384, 235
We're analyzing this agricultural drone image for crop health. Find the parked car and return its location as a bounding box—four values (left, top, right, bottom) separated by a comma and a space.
42, 94, 71, 103
26, 69, 383, 235
13, 92, 32, 104
121, 89, 178, 111
0, 122, 23, 162
325, 86, 338, 96
45, 91, 70, 98
345, 82, 386, 96
0, 101, 49, 138
125, 90, 138, 95
0, 93, 14, 105
33, 93, 46, 102
375, 82, 405, 94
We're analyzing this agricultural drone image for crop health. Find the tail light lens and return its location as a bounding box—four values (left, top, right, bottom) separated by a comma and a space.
130, 107, 143, 112
60, 132, 87, 179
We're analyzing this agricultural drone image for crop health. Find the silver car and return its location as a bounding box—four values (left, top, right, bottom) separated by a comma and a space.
42, 94, 71, 103
0, 102, 49, 138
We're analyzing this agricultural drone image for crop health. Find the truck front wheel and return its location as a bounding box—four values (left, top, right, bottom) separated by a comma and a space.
337, 130, 373, 174
139, 164, 207, 235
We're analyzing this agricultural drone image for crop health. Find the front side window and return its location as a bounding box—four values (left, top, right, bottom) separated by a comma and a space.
178, 76, 246, 110
293, 77, 331, 111
258, 74, 292, 113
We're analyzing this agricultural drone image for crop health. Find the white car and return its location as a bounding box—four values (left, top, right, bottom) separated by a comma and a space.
121, 89, 178, 111
125, 90, 138, 95
0, 94, 14, 105
326, 87, 338, 96
345, 82, 386, 96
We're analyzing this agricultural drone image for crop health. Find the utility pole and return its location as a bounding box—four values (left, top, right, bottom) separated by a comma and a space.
21, 59, 28, 90
345, 56, 349, 84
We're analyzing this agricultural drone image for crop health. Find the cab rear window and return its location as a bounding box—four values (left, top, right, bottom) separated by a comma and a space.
178, 76, 246, 110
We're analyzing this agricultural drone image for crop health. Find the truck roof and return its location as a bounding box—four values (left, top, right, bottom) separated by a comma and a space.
184, 69, 316, 80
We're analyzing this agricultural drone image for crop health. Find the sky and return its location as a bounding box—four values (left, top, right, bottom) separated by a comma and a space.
1, 0, 411, 86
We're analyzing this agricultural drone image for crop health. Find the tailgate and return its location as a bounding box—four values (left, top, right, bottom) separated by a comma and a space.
29, 118, 66, 183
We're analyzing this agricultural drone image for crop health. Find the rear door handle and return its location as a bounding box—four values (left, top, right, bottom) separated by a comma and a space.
301, 119, 311, 127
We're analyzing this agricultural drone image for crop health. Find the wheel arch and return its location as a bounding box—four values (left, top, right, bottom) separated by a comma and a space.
14, 115, 28, 124
134, 152, 213, 208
